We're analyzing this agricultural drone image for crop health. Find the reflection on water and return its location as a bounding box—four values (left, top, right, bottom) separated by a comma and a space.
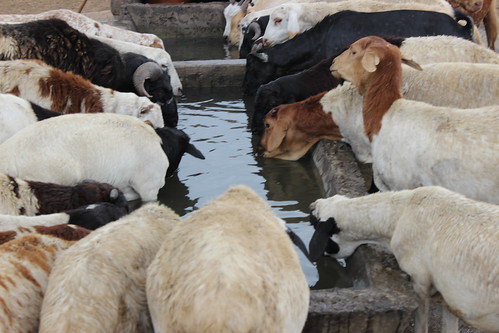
162, 37, 240, 61
156, 87, 352, 290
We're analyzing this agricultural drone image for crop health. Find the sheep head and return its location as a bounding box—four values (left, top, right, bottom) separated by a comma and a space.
330, 36, 422, 95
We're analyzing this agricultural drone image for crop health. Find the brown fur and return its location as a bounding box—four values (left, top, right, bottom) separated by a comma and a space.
333, 37, 403, 141
260, 91, 342, 160
445, 0, 497, 49
0, 231, 16, 245
26, 179, 120, 215
0, 224, 90, 246
38, 68, 104, 114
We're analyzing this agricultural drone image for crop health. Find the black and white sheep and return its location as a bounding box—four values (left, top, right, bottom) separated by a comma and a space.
0, 19, 178, 127
39, 202, 182, 332
146, 185, 310, 333
0, 172, 128, 216
309, 186, 499, 333
0, 113, 204, 201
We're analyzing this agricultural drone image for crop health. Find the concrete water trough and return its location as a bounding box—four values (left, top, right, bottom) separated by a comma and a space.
107, 2, 481, 332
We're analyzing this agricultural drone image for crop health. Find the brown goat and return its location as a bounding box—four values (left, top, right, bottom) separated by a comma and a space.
445, 0, 497, 49
258, 91, 342, 160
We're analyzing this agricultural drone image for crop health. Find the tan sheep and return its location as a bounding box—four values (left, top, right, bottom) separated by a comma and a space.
39, 202, 181, 333
146, 185, 310, 333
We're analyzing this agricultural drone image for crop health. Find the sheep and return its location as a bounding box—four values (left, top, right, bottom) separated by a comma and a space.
258, 36, 499, 161
243, 9, 474, 95
146, 185, 309, 333
252, 34, 498, 133
0, 9, 165, 49
0, 231, 90, 333
0, 19, 177, 126
308, 186, 499, 333
329, 35, 499, 203
0, 223, 91, 245
0, 202, 129, 231
224, 0, 320, 47
0, 113, 205, 201
261, 0, 456, 47
39, 202, 182, 333
445, 0, 497, 49
89, 34, 183, 97
0, 59, 165, 128
0, 93, 61, 144
0, 172, 128, 216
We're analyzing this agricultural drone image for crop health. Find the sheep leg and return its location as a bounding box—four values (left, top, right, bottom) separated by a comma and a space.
441, 305, 459, 333
483, 0, 497, 50
412, 279, 431, 333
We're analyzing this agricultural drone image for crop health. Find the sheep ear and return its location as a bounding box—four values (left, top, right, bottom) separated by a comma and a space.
361, 50, 380, 73
186, 144, 205, 160
144, 120, 154, 128
401, 55, 423, 71
263, 116, 287, 153
287, 11, 300, 39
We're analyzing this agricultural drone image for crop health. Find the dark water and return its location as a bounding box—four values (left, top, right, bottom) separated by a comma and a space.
155, 86, 352, 289
163, 37, 239, 61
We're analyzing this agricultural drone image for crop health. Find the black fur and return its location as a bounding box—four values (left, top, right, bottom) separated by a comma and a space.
121, 53, 178, 128
30, 102, 62, 121
239, 15, 270, 59
66, 202, 128, 230
26, 179, 129, 215
243, 9, 474, 95
309, 215, 341, 262
154, 127, 205, 177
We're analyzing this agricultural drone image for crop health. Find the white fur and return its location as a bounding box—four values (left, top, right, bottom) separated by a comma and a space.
310, 186, 499, 333
0, 234, 79, 332
0, 113, 169, 201
262, 0, 455, 46
322, 62, 499, 169
39, 202, 181, 333
0, 59, 164, 128
0, 213, 71, 230
0, 9, 165, 49
146, 185, 309, 333
0, 93, 40, 144
89, 35, 183, 96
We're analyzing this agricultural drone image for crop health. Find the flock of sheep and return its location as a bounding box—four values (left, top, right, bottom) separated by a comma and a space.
0, 0, 497, 332
225, 0, 499, 332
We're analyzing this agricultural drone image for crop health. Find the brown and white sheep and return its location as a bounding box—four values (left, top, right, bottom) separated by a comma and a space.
329, 35, 498, 203
0, 229, 90, 332
309, 186, 499, 333
146, 185, 310, 333
39, 202, 182, 333
0, 59, 165, 128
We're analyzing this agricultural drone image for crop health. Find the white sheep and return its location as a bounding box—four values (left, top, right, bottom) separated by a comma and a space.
0, 172, 128, 216
89, 35, 183, 96
0, 202, 128, 231
0, 59, 165, 128
0, 93, 61, 144
146, 185, 310, 333
309, 186, 499, 333
328, 36, 499, 204
0, 9, 165, 49
261, 0, 456, 47
0, 232, 90, 332
0, 113, 204, 201
39, 202, 182, 333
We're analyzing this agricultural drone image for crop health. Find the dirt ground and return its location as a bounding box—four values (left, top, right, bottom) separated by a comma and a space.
0, 0, 112, 20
